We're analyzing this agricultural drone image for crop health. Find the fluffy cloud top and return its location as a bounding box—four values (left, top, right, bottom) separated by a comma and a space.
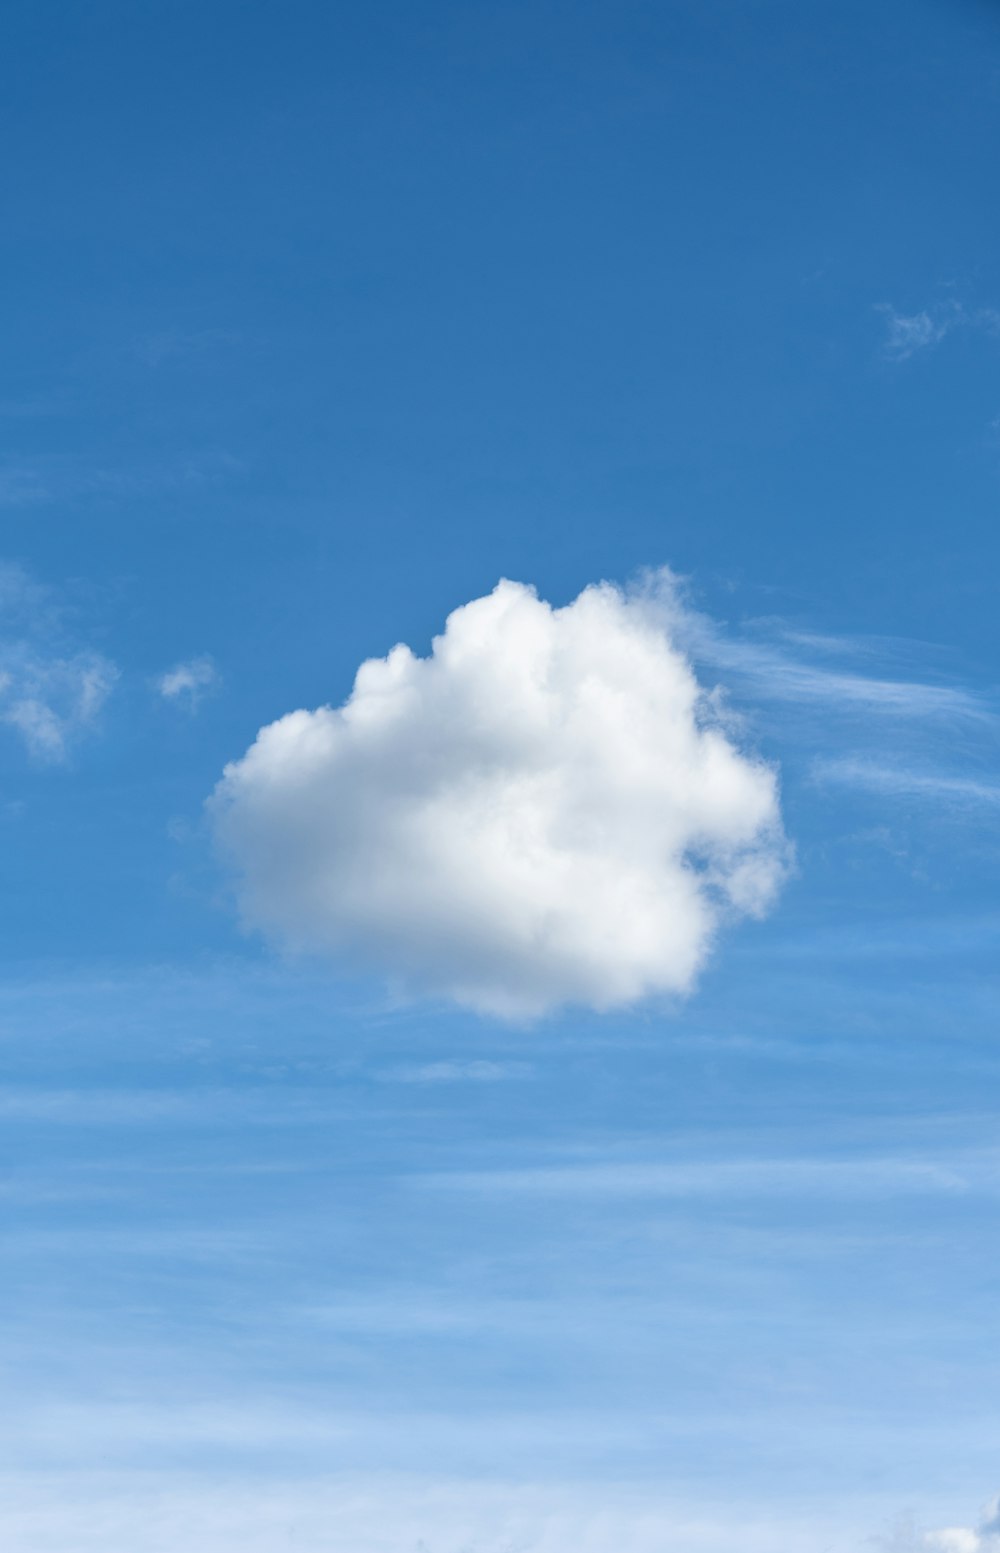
211, 577, 788, 1015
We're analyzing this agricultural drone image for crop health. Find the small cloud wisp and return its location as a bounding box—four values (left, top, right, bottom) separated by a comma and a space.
0, 562, 116, 761
157, 656, 219, 710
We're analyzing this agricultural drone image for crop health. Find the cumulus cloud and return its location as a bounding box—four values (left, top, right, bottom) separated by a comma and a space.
157, 656, 219, 708
210, 575, 788, 1016
0, 562, 116, 760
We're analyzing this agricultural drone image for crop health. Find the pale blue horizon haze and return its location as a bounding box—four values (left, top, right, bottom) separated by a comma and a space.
2, 2, 1000, 1549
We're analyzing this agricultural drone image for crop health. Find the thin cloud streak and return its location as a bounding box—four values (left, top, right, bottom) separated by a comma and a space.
0, 1085, 356, 1127
373, 1059, 531, 1084
815, 758, 1000, 806
650, 571, 992, 725
418, 1151, 992, 1200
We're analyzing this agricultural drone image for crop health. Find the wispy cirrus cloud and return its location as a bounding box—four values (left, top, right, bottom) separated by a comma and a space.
0, 1084, 354, 1128
0, 562, 117, 761
374, 1058, 530, 1084
877, 302, 960, 360
876, 299, 1000, 361
814, 758, 1000, 808
0, 451, 240, 510
649, 570, 991, 726
712, 639, 982, 719
418, 1149, 984, 1202
655, 583, 999, 845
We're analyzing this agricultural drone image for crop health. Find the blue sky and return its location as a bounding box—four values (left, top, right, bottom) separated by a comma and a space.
2, 1, 1000, 1547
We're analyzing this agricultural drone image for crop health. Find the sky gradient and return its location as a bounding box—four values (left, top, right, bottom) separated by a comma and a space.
2, 2, 1000, 1548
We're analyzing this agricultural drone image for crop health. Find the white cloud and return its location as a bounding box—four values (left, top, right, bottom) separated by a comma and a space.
927, 1507, 1000, 1553
0, 563, 117, 760
157, 655, 219, 708
880, 1498, 1000, 1552
927, 1534, 991, 1553
211, 576, 788, 1016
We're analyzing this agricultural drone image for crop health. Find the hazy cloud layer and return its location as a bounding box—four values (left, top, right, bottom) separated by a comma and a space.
211, 577, 788, 1015
0, 1470, 862, 1553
